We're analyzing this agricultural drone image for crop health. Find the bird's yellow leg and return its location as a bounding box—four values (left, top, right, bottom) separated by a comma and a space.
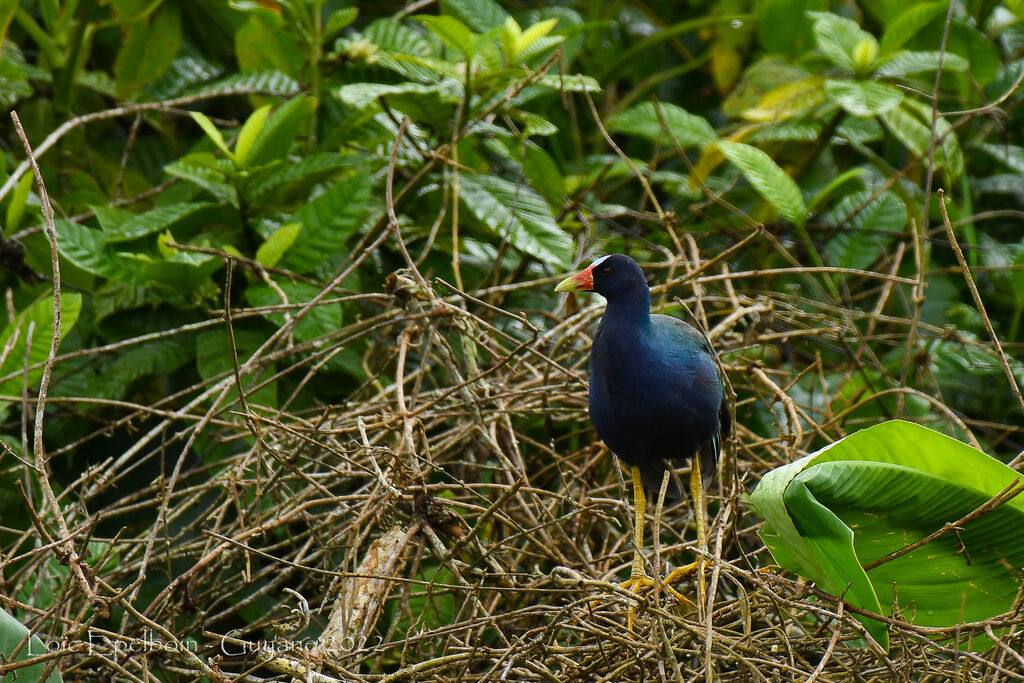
663, 455, 707, 615
616, 466, 654, 630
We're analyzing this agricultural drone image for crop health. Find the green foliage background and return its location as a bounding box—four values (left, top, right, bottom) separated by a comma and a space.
1, 0, 1024, 679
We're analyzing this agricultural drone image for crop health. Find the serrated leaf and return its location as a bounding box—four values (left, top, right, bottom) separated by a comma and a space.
808, 11, 876, 72
189, 111, 235, 161
234, 103, 272, 168
281, 170, 372, 273
824, 79, 903, 117
608, 102, 717, 149
255, 222, 301, 268
717, 140, 807, 225
876, 50, 969, 77
415, 15, 478, 59
879, 1, 947, 57
458, 173, 571, 268
104, 202, 220, 243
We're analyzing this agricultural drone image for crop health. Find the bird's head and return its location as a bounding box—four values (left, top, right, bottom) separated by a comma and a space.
555, 254, 648, 300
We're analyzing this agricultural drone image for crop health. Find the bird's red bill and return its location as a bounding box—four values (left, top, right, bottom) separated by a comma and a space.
555, 265, 594, 292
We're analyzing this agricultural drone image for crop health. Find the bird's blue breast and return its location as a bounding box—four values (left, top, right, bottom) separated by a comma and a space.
588, 314, 722, 465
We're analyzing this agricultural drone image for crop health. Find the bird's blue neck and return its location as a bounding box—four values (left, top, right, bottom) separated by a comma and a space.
601, 288, 652, 329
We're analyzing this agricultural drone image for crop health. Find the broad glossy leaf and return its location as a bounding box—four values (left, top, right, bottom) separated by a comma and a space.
608, 102, 716, 150
718, 140, 807, 225
824, 80, 903, 117
459, 173, 571, 268
751, 420, 1024, 652
976, 142, 1024, 174
0, 607, 63, 683
281, 170, 371, 273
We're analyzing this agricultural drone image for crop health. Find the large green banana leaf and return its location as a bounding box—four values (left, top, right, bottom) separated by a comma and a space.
750, 420, 1024, 651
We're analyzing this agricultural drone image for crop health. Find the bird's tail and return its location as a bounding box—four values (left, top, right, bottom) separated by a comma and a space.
639, 461, 683, 502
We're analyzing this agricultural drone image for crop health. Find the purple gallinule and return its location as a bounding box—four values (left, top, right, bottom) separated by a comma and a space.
556, 254, 730, 624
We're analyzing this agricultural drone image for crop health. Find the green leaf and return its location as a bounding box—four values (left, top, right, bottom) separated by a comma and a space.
608, 102, 717, 150
195, 327, 277, 410
163, 160, 238, 207
281, 170, 372, 273
444, 0, 509, 32
880, 99, 963, 179
5, 172, 33, 232
234, 11, 304, 79
0, 607, 63, 683
717, 140, 807, 225
234, 103, 272, 168
255, 222, 301, 268
189, 111, 235, 161
113, 2, 181, 98
808, 11, 877, 72
245, 281, 341, 343
244, 96, 315, 168
103, 202, 220, 243
0, 293, 82, 412
458, 173, 571, 268
876, 50, 969, 77
878, 1, 947, 56
55, 220, 113, 276
825, 190, 907, 269
976, 142, 1024, 174
751, 420, 1024, 652
324, 7, 358, 43
415, 15, 479, 59
824, 80, 903, 117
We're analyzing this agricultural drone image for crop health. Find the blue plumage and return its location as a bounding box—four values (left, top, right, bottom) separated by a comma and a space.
559, 254, 730, 500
